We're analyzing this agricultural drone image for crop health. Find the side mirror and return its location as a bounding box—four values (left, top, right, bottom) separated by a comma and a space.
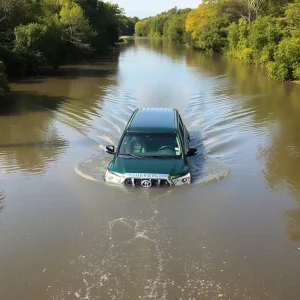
187, 148, 197, 157
106, 145, 115, 154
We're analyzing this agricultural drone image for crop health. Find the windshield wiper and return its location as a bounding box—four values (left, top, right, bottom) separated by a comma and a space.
119, 153, 141, 159
150, 155, 173, 159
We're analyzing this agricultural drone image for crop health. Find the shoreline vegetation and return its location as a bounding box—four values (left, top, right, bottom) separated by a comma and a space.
1, 1, 299, 97
134, 0, 300, 83
0, 0, 139, 98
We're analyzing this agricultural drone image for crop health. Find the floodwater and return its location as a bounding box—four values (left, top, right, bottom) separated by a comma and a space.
0, 37, 300, 300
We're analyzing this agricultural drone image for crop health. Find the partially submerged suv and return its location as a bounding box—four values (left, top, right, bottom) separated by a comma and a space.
105, 108, 197, 187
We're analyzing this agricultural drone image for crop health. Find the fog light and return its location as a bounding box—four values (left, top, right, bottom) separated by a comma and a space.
172, 173, 191, 185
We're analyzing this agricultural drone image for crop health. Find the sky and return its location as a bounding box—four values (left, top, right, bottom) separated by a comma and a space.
108, 0, 200, 18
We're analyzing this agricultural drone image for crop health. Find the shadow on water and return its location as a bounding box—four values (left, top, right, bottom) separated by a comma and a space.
228, 63, 300, 242
0, 93, 69, 175
9, 49, 121, 83
0, 91, 68, 116
0, 140, 69, 149
10, 67, 118, 84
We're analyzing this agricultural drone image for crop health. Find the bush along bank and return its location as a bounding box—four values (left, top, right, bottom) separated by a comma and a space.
0, 0, 139, 78
135, 7, 192, 43
135, 0, 300, 82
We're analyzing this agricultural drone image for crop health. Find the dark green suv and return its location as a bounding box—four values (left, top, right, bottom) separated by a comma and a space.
105, 108, 197, 187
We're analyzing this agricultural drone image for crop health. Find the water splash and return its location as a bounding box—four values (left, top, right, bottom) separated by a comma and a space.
75, 132, 230, 186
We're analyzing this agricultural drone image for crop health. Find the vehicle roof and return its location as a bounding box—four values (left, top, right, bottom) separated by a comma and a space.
127, 108, 178, 133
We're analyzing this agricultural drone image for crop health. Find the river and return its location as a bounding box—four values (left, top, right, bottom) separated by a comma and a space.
0, 37, 300, 300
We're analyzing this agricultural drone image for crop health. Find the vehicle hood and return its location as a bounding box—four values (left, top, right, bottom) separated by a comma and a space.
109, 157, 189, 177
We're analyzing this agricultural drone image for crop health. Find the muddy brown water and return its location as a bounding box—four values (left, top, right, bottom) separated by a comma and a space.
1, 37, 300, 300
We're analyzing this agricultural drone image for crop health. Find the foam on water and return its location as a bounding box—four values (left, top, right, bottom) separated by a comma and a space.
51, 203, 276, 300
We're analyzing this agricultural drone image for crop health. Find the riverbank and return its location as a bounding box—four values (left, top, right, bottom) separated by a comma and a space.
0, 45, 123, 103
0, 0, 138, 98
134, 1, 300, 83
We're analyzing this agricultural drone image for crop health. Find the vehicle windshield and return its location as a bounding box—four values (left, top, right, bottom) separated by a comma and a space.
118, 132, 182, 158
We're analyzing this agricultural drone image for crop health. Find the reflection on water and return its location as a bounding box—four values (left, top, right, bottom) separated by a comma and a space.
248, 93, 300, 195
0, 91, 66, 115
232, 67, 300, 242
0, 110, 69, 175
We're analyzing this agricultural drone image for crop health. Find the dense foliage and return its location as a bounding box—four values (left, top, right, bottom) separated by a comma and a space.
0, 0, 137, 84
135, 7, 192, 43
119, 16, 139, 36
186, 0, 300, 81
135, 0, 300, 82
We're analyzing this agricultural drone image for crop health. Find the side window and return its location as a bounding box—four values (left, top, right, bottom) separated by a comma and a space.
179, 115, 184, 129
178, 114, 187, 151
179, 118, 184, 141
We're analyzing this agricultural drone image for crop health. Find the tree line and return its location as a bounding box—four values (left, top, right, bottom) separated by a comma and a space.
135, 0, 300, 82
135, 7, 192, 43
0, 0, 138, 95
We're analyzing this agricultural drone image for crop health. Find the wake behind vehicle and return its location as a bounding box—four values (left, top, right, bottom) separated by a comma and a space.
105, 108, 197, 187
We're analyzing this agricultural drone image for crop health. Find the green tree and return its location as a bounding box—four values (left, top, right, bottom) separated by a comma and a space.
0, 0, 24, 23
134, 6, 190, 41
248, 16, 284, 63
217, 0, 250, 23
227, 17, 252, 62
87, 1, 124, 52
0, 0, 127, 80
195, 17, 229, 51
284, 0, 300, 38
185, 0, 218, 39
268, 37, 300, 80
149, 15, 168, 37
119, 16, 139, 36
135, 18, 152, 36
59, 0, 95, 53
14, 23, 48, 74
164, 14, 188, 43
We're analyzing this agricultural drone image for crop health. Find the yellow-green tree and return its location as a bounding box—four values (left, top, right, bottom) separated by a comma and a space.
185, 0, 218, 39
59, 0, 95, 52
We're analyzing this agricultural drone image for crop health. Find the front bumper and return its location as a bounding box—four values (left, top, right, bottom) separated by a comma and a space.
105, 171, 191, 187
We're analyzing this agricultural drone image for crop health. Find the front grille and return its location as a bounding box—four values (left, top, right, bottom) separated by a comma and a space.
124, 178, 170, 188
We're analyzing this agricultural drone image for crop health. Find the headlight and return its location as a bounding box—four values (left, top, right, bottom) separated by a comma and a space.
172, 173, 191, 185
105, 170, 124, 184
